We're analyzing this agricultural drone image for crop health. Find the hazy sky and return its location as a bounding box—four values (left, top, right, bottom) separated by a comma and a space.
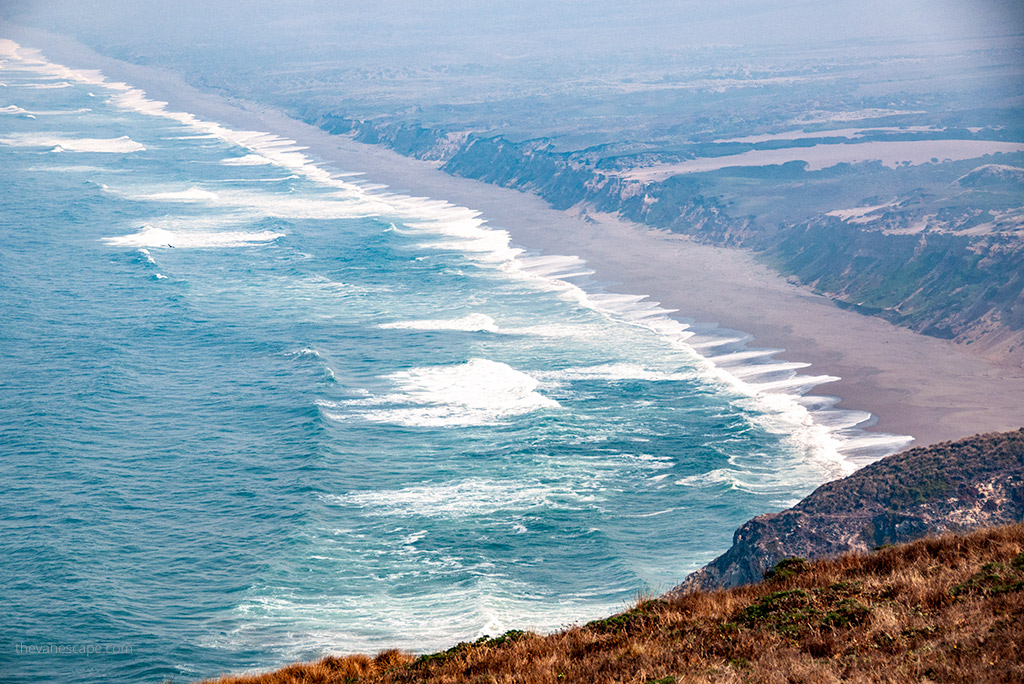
4, 0, 1022, 54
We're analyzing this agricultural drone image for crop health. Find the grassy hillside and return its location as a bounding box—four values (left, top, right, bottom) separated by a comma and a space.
203, 523, 1024, 683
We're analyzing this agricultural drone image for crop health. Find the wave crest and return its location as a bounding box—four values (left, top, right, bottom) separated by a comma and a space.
102, 225, 283, 248
379, 313, 499, 333
323, 358, 559, 427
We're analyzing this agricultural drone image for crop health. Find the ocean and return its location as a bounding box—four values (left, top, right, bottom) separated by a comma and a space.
0, 40, 909, 682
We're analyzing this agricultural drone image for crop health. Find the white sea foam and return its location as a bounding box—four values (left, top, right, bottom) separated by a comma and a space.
726, 361, 811, 379
501, 323, 593, 338
221, 153, 274, 165
325, 477, 572, 518
13, 80, 72, 89
406, 215, 524, 263
750, 373, 839, 394
537, 363, 694, 383
675, 468, 787, 493
708, 348, 784, 365
286, 348, 340, 382
289, 347, 323, 359
103, 225, 283, 248
212, 175, 298, 183
143, 187, 219, 202
687, 334, 753, 350
226, 572, 609, 659
0, 134, 144, 153
379, 313, 500, 333
325, 358, 559, 427
0, 103, 89, 116
109, 182, 390, 219
514, 254, 594, 280
0, 39, 909, 468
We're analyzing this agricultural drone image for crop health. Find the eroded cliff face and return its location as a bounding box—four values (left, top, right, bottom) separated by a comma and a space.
674, 428, 1024, 593
757, 179, 1024, 366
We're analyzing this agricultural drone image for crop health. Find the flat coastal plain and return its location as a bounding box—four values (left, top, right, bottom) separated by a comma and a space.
13, 25, 1024, 449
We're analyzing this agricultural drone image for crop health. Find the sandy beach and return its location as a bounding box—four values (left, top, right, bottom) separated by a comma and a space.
10, 25, 1024, 450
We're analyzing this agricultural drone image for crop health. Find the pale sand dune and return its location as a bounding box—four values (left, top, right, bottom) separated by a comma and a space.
617, 139, 1024, 181
712, 125, 941, 144
10, 24, 1024, 448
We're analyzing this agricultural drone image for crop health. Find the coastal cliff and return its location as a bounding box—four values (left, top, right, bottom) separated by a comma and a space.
676, 428, 1024, 593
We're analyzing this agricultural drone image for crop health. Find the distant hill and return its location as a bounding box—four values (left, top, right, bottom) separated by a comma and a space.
204, 523, 1024, 683
677, 428, 1024, 593
956, 164, 1024, 187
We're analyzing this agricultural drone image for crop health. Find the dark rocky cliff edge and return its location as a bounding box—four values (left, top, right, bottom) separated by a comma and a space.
675, 427, 1024, 593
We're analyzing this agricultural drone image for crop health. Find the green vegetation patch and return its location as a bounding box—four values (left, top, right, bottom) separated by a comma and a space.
820, 598, 872, 628
738, 586, 871, 635
739, 589, 817, 634
585, 599, 668, 636
415, 630, 535, 667
951, 553, 1024, 597
764, 557, 809, 583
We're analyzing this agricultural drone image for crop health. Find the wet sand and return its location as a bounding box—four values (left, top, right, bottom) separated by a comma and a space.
11, 24, 1024, 449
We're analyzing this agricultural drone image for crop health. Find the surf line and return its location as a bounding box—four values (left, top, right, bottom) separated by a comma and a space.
1, 38, 912, 472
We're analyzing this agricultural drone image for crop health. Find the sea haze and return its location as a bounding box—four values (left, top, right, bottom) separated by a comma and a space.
0, 41, 909, 682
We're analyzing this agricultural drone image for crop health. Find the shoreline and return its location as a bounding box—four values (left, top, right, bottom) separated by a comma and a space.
8, 24, 1024, 449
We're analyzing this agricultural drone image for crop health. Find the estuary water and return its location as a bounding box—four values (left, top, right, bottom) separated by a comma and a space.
0, 40, 909, 682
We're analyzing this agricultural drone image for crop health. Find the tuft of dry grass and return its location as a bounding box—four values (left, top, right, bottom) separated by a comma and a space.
204, 523, 1024, 684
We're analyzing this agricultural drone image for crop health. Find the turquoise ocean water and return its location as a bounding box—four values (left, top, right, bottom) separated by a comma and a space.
0, 41, 909, 682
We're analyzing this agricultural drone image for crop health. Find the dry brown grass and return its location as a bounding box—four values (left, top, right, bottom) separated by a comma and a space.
204, 523, 1024, 684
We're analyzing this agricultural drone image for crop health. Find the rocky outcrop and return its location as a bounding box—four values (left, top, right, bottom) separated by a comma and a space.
675, 428, 1024, 593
